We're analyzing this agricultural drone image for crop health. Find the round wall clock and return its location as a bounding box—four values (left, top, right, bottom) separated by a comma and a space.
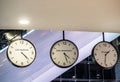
93, 41, 118, 69
7, 39, 36, 67
50, 40, 79, 68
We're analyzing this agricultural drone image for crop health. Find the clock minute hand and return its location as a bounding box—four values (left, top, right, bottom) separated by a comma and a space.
21, 52, 29, 59
104, 50, 110, 66
104, 55, 107, 65
63, 53, 68, 63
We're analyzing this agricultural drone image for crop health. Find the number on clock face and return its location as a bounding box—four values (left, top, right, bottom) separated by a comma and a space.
50, 40, 79, 68
7, 39, 36, 67
93, 41, 118, 68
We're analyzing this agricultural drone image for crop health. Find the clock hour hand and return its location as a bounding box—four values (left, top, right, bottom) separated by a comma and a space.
105, 50, 110, 56
63, 53, 70, 59
21, 52, 29, 59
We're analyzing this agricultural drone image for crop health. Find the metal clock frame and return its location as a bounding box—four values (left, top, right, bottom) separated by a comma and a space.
92, 40, 119, 69
7, 39, 36, 68
50, 39, 79, 68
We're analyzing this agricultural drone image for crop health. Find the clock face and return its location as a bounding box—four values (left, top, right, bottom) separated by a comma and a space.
7, 39, 36, 67
93, 41, 118, 69
50, 40, 79, 68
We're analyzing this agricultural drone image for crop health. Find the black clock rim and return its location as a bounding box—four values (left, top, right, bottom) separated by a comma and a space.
92, 41, 119, 70
50, 39, 79, 68
7, 39, 36, 68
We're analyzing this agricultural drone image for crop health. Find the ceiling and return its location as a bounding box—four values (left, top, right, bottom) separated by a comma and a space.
0, 0, 120, 32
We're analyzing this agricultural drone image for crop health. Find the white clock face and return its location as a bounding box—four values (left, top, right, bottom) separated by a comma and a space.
7, 39, 36, 67
50, 40, 79, 68
93, 41, 118, 69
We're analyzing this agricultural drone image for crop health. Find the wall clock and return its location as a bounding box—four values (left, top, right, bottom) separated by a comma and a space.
50, 31, 79, 68
7, 39, 36, 67
93, 32, 118, 69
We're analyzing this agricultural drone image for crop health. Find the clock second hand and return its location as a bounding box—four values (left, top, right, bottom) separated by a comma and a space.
21, 52, 29, 60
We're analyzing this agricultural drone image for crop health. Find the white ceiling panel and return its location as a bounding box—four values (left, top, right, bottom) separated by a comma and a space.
0, 0, 120, 32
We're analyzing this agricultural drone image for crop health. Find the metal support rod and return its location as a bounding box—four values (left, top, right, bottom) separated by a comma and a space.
63, 30, 65, 40
102, 32, 105, 41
